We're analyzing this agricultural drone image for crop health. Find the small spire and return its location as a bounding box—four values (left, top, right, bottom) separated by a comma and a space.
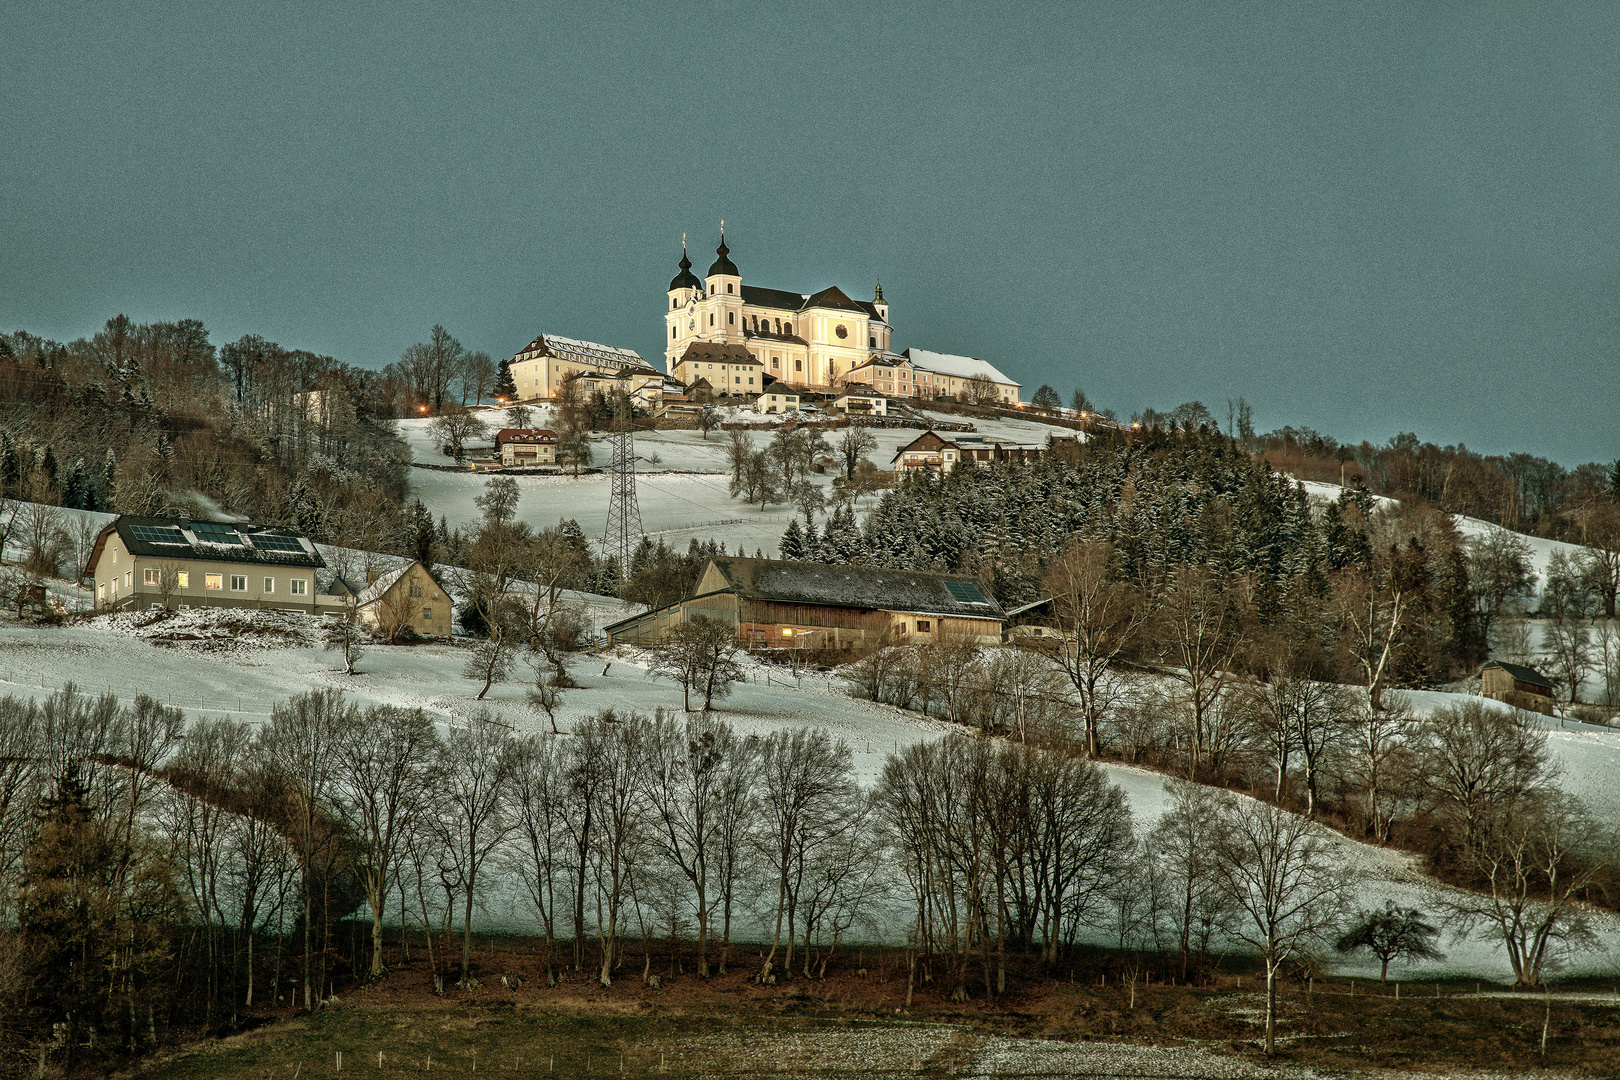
874, 277, 885, 305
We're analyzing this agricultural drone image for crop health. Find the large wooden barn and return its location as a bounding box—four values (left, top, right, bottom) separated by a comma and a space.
605, 557, 1006, 649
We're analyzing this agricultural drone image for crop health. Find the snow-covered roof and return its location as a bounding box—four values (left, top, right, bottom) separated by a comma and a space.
903, 348, 1020, 387
514, 334, 656, 373
354, 563, 411, 607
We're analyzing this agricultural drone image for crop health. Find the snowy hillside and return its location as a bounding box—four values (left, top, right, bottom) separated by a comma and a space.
2, 609, 1617, 981
397, 405, 1081, 553
1294, 478, 1591, 595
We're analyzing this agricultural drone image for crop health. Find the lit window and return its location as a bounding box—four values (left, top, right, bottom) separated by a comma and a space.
781, 627, 793, 637
205, 574, 223, 590
144, 569, 160, 585
264, 577, 275, 593
230, 575, 246, 591
291, 579, 308, 596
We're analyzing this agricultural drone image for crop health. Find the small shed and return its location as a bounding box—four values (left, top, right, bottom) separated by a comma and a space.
1480, 660, 1556, 716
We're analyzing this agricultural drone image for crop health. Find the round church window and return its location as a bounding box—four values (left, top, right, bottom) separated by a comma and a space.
835, 324, 848, 339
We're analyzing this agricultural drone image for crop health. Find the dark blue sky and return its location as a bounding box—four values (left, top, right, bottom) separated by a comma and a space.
3, 2, 1616, 463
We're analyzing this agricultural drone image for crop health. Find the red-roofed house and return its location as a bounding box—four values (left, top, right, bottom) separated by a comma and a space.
494, 428, 558, 466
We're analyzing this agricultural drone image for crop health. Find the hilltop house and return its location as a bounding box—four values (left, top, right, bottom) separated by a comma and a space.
605, 556, 1006, 649
670, 342, 765, 398
493, 428, 557, 466
891, 430, 1045, 476
87, 516, 341, 614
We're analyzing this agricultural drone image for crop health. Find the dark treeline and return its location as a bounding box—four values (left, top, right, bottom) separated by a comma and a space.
0, 317, 507, 553
1249, 423, 1620, 543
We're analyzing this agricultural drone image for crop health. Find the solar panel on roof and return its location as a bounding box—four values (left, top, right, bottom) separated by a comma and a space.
129, 524, 187, 545
945, 581, 988, 604
190, 521, 244, 545
249, 534, 305, 553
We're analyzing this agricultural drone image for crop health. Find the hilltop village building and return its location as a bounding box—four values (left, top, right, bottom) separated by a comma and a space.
605, 556, 1007, 649
87, 516, 341, 614
505, 333, 663, 403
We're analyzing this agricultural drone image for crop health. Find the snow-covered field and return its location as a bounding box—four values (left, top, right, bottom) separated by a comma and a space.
398, 405, 1078, 552
2, 606, 1618, 982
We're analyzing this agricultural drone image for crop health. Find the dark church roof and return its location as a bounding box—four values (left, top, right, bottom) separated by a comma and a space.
669, 247, 701, 291
708, 237, 739, 277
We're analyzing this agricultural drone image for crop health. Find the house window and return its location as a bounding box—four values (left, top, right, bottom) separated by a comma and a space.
917, 620, 932, 633
410, 585, 423, 597
291, 579, 308, 596
264, 577, 275, 593
423, 608, 433, 620
230, 575, 247, 591
112, 548, 117, 564
144, 569, 160, 585
205, 574, 223, 590
176, 572, 189, 588
98, 583, 106, 600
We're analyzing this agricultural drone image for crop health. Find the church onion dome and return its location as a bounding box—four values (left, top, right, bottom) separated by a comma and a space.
708, 236, 739, 277
669, 247, 701, 292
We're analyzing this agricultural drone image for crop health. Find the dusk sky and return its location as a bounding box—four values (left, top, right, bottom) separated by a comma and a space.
3, 2, 1616, 464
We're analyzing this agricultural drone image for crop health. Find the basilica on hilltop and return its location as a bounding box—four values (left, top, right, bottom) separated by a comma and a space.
665, 232, 892, 392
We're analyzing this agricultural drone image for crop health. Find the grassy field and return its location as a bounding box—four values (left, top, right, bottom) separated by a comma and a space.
128, 943, 1620, 1079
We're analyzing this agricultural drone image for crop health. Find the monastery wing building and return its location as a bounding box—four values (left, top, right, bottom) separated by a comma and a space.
664, 233, 1019, 404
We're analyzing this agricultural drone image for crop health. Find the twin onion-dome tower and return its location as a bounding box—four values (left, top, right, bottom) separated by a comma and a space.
664, 227, 891, 391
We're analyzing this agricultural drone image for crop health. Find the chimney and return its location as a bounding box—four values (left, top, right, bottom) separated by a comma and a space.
367, 570, 381, 585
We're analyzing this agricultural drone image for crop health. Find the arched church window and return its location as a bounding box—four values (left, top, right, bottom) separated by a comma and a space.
709, 314, 715, 326
727, 283, 734, 293
795, 359, 803, 372
671, 326, 677, 339
869, 336, 876, 348
784, 323, 792, 336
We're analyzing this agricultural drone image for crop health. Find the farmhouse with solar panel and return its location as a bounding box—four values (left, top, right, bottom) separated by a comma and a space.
604, 555, 1007, 649
85, 516, 346, 615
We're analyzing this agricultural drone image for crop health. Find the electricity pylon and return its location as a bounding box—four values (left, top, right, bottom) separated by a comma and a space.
600, 396, 643, 581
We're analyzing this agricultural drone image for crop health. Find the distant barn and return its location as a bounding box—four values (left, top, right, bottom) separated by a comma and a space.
1480, 660, 1556, 716
605, 556, 1005, 649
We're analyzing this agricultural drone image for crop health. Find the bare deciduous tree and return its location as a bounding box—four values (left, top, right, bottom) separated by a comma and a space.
436, 712, 518, 984
1210, 795, 1349, 1057
1046, 539, 1146, 756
